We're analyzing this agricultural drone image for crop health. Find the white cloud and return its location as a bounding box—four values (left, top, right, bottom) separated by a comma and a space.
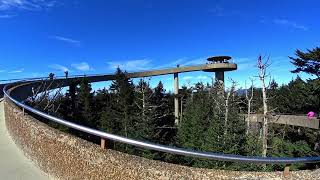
112, 57, 207, 72
182, 75, 209, 81
105, 56, 257, 75
233, 56, 292, 72
30, 72, 44, 77
273, 19, 308, 31
238, 63, 255, 71
182, 76, 193, 80
233, 57, 256, 71
183, 58, 206, 66
49, 64, 69, 72
71, 62, 92, 71
50, 35, 81, 46
0, 0, 58, 11
164, 57, 206, 68
0, 14, 15, 18
233, 57, 251, 63
154, 57, 206, 69
107, 59, 152, 71
168, 58, 186, 67
8, 68, 24, 73
196, 75, 208, 80
234, 56, 290, 71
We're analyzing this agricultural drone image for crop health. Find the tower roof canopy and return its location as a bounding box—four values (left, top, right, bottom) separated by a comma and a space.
207, 56, 231, 62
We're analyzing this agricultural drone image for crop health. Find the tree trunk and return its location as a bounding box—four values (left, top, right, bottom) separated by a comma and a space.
261, 80, 268, 158
246, 101, 251, 135
142, 87, 145, 118
257, 56, 269, 158
180, 97, 183, 123
224, 96, 229, 136
245, 80, 254, 135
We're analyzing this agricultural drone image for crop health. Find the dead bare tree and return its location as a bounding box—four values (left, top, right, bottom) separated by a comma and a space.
135, 78, 174, 133
135, 78, 153, 119
210, 78, 238, 137
257, 55, 271, 158
223, 79, 237, 136
210, 77, 224, 114
245, 78, 255, 135
180, 94, 184, 123
28, 78, 64, 114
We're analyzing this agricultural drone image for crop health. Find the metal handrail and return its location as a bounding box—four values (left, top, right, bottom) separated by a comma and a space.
0, 74, 83, 83
3, 82, 320, 164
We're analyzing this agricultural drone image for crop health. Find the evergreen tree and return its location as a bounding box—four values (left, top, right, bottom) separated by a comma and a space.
95, 87, 112, 131
134, 79, 154, 140
77, 77, 95, 127
306, 78, 320, 112
178, 84, 211, 150
268, 79, 279, 113
276, 76, 310, 114
179, 85, 193, 123
151, 81, 175, 145
178, 82, 246, 169
65, 81, 78, 120
290, 47, 320, 78
100, 67, 136, 152
178, 84, 212, 166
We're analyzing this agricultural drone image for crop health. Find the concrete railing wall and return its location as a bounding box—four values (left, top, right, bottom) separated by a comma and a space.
4, 98, 320, 179
247, 114, 319, 129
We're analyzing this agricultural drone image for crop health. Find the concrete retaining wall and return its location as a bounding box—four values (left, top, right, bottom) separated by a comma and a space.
4, 98, 319, 179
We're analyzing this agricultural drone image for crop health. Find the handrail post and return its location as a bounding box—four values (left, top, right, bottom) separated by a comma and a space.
283, 164, 290, 178
101, 138, 107, 149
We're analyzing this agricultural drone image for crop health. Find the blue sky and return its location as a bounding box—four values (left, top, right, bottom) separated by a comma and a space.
0, 0, 319, 90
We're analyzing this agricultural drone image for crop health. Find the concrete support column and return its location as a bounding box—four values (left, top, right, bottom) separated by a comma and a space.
215, 71, 224, 97
215, 71, 224, 88
174, 73, 179, 125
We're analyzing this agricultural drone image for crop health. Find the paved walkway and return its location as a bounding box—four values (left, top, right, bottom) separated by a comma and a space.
0, 99, 50, 180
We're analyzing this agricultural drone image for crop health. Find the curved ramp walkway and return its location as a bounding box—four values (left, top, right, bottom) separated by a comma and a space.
0, 99, 50, 180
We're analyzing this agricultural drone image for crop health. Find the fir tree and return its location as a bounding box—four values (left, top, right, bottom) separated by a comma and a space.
290, 47, 320, 78
77, 77, 95, 127
99, 68, 136, 151
134, 79, 154, 140
151, 81, 175, 145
